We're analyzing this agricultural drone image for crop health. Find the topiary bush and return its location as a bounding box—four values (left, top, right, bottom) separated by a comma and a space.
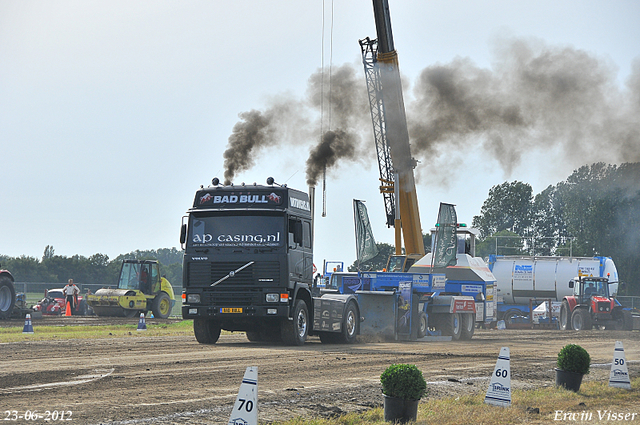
557, 344, 591, 375
380, 364, 427, 400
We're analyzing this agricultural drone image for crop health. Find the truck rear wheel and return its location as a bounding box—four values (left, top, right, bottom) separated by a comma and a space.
193, 318, 221, 344
281, 300, 308, 346
571, 308, 592, 331
0, 276, 16, 320
336, 301, 359, 344
460, 314, 475, 340
439, 313, 462, 340
559, 301, 572, 330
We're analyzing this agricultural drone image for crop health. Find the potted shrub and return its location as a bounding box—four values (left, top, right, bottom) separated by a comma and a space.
555, 343, 590, 392
380, 364, 427, 423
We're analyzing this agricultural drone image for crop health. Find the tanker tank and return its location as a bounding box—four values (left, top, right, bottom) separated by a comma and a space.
488, 255, 619, 306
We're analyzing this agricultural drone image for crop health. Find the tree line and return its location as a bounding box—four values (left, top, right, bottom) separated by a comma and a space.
0, 247, 184, 287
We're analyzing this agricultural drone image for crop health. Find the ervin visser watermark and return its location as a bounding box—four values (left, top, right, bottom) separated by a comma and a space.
554, 410, 638, 421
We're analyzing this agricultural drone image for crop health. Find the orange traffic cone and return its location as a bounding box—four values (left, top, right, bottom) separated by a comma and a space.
65, 301, 72, 316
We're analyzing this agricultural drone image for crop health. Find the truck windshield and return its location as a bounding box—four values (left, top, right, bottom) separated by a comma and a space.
187, 215, 285, 249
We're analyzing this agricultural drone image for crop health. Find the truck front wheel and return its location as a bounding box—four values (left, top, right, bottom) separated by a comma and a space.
193, 318, 221, 344
281, 300, 309, 346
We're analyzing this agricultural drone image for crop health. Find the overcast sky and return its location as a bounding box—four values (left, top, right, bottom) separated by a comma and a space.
1, 0, 639, 269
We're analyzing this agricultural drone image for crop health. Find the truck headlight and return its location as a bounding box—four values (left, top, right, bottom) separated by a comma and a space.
187, 294, 201, 303
266, 293, 279, 303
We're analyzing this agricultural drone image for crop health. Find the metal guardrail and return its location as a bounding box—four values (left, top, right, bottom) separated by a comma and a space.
617, 296, 640, 311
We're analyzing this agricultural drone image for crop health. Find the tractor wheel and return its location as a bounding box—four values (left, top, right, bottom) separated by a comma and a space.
613, 310, 634, 331
193, 318, 221, 344
460, 313, 475, 340
417, 311, 428, 339
0, 276, 16, 320
559, 301, 572, 331
281, 300, 309, 346
152, 292, 171, 319
571, 308, 592, 331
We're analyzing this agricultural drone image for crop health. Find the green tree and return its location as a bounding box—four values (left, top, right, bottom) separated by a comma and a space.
472, 181, 533, 239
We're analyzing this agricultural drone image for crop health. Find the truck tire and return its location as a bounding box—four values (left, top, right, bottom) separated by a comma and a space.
152, 292, 171, 319
571, 308, 592, 331
559, 301, 572, 331
0, 276, 16, 320
339, 301, 359, 344
281, 299, 308, 346
417, 311, 428, 339
460, 313, 475, 340
193, 318, 221, 344
440, 313, 462, 341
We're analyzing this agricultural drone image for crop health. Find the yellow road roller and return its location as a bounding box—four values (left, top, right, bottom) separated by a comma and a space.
86, 259, 175, 319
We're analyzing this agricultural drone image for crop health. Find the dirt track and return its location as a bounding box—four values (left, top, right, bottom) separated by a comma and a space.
1, 318, 638, 425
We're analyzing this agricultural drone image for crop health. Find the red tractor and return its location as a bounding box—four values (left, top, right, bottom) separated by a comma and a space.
559, 275, 632, 331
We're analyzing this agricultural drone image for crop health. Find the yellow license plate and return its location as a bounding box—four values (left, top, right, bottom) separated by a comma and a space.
220, 307, 243, 313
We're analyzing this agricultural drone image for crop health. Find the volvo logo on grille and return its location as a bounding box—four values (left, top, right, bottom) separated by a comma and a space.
229, 271, 235, 277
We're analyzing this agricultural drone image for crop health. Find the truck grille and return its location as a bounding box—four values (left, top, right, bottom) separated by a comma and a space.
187, 261, 281, 287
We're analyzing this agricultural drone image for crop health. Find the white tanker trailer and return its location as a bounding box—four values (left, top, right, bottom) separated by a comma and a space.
487, 255, 620, 321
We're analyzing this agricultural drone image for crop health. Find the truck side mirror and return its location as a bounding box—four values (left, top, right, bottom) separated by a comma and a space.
180, 224, 187, 244
568, 280, 574, 289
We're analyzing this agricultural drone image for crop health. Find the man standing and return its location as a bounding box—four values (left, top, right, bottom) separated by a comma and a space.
63, 279, 80, 312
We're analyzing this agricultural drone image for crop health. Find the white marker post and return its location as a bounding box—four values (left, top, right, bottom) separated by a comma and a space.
228, 367, 258, 425
609, 341, 631, 389
485, 347, 511, 407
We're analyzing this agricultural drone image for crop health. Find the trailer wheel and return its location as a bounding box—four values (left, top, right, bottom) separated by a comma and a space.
417, 311, 428, 339
440, 313, 462, 340
0, 276, 16, 320
559, 301, 572, 331
571, 308, 592, 331
152, 292, 171, 319
193, 318, 221, 344
281, 300, 308, 346
460, 314, 475, 340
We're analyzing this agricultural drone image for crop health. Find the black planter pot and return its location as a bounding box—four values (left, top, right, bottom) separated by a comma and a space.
555, 368, 584, 392
383, 395, 419, 423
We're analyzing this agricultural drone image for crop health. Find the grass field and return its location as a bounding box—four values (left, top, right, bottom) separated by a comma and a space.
0, 319, 194, 342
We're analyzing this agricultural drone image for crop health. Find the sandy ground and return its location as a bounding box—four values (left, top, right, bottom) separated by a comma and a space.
0, 317, 638, 425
